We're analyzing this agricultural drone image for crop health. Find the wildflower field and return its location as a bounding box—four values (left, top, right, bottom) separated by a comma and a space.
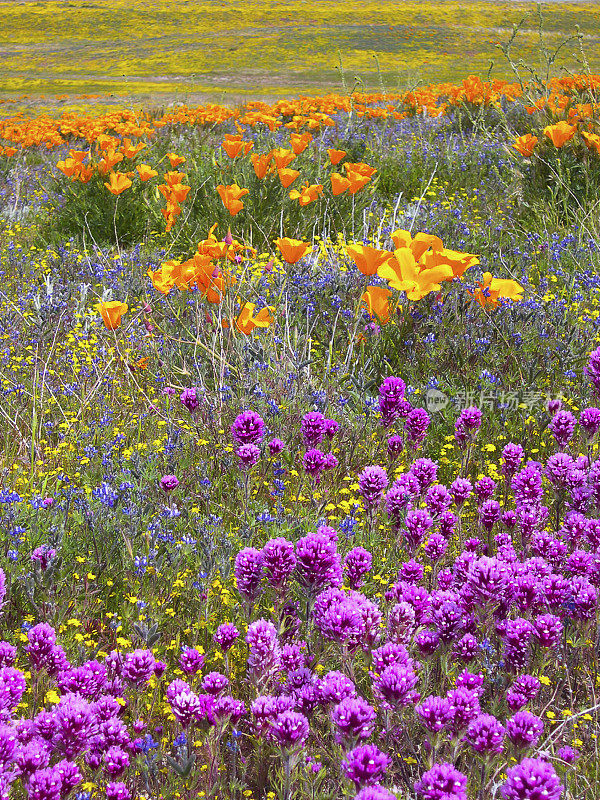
3, 0, 600, 110
5, 12, 600, 800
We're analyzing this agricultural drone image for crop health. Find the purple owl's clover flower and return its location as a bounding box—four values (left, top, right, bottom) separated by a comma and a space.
213, 623, 239, 651
301, 411, 326, 446
234, 547, 264, 602
501, 757, 562, 800
262, 538, 296, 589
378, 376, 406, 427
342, 744, 391, 788
585, 345, 600, 395
295, 532, 342, 596
414, 762, 468, 800
344, 547, 372, 589
237, 443, 261, 469
269, 710, 309, 748
180, 387, 199, 413
303, 448, 326, 479
246, 619, 281, 687
549, 410, 577, 448
580, 407, 600, 439
331, 696, 376, 746
231, 410, 265, 445
160, 474, 179, 492
405, 407, 430, 448
358, 466, 389, 511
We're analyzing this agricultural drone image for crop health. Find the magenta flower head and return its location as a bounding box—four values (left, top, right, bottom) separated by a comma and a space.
501, 757, 562, 800
502, 443, 524, 477
232, 410, 265, 445
106, 783, 131, 800
180, 387, 199, 412
344, 547, 372, 589
465, 714, 505, 753
374, 663, 418, 708
415, 696, 453, 733
269, 710, 309, 748
549, 410, 577, 447
556, 746, 579, 764
457, 405, 482, 431
245, 619, 281, 685
415, 762, 468, 800
405, 407, 430, 447
262, 538, 297, 589
268, 438, 285, 455
354, 787, 397, 800
123, 649, 156, 685
318, 671, 356, 705
342, 744, 391, 788
410, 458, 438, 493
179, 647, 205, 675
42, 497, 54, 509
31, 546, 56, 571
378, 376, 406, 426
585, 345, 600, 394
387, 434, 404, 459
237, 443, 261, 469
303, 448, 326, 478
580, 407, 600, 439
506, 711, 543, 749
331, 696, 376, 745
213, 623, 239, 652
359, 465, 389, 510
160, 474, 179, 492
324, 419, 340, 438
301, 411, 326, 446
234, 547, 264, 602
450, 477, 472, 506
295, 532, 342, 595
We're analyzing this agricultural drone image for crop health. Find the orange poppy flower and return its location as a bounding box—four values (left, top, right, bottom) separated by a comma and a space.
346, 244, 392, 276
104, 172, 132, 195
276, 237, 311, 264
222, 138, 253, 158
346, 170, 372, 195
56, 158, 79, 178
78, 164, 94, 183
290, 132, 312, 155
121, 139, 146, 159
251, 153, 272, 179
331, 172, 351, 195
3, 147, 16, 157
361, 285, 391, 324
97, 300, 128, 330
391, 229, 444, 260
68, 149, 88, 163
235, 302, 274, 334
544, 121, 576, 148
289, 182, 323, 206
581, 131, 600, 155
471, 272, 524, 308
328, 148, 346, 165
216, 184, 249, 216
169, 183, 191, 204
278, 168, 300, 188
378, 247, 454, 301
344, 162, 377, 178
164, 171, 186, 187
137, 164, 158, 181
98, 150, 124, 175
270, 148, 296, 170
512, 134, 538, 157
167, 153, 186, 168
